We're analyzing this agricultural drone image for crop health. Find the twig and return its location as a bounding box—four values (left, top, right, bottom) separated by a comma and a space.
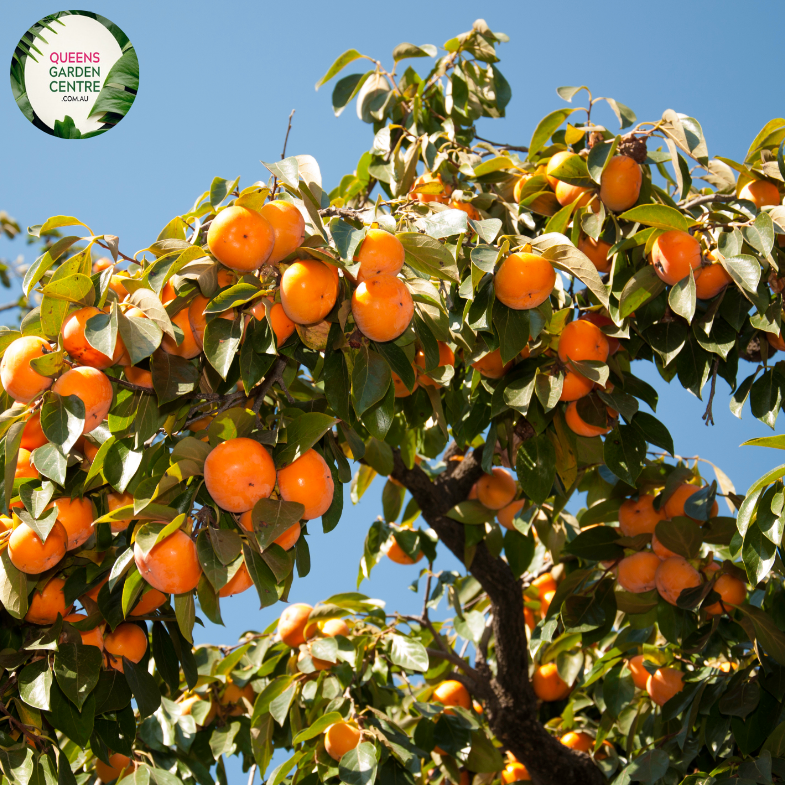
0, 302, 21, 312
251, 355, 291, 414
107, 375, 155, 395
702, 358, 720, 427
422, 571, 433, 620
0, 699, 41, 748
281, 110, 295, 160
474, 135, 529, 153
247, 764, 257, 785
400, 613, 481, 681
679, 193, 737, 211
95, 239, 135, 264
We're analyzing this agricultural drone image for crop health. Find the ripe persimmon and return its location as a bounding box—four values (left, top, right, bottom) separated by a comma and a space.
352, 274, 413, 342
599, 155, 642, 212
109, 275, 128, 299
299, 647, 332, 672
618, 494, 665, 537
62, 307, 125, 369
663, 483, 718, 520
82, 575, 108, 603
8, 520, 68, 574
559, 370, 594, 401
107, 491, 135, 533
497, 499, 525, 530
64, 613, 104, 649
392, 370, 418, 397
95, 753, 133, 783
540, 589, 556, 617
161, 308, 202, 359
471, 348, 512, 379
259, 201, 305, 264
415, 342, 454, 387
15, 448, 39, 479
52, 367, 113, 433
494, 253, 556, 310
188, 296, 236, 351
207, 205, 275, 271
739, 180, 780, 209
532, 572, 557, 599
646, 668, 683, 706
704, 573, 746, 615
655, 556, 702, 606
651, 533, 677, 560
433, 680, 471, 710
305, 617, 350, 639
477, 468, 516, 510
385, 526, 423, 565
130, 588, 168, 617
523, 606, 536, 631
564, 401, 613, 437
93, 257, 114, 272
558, 319, 609, 366
123, 364, 153, 389
220, 677, 255, 714
278, 603, 313, 647
203, 438, 276, 513
578, 236, 612, 274
695, 263, 732, 299
76, 435, 100, 463
532, 662, 571, 701
650, 230, 701, 285
501, 760, 530, 783
219, 561, 254, 597
617, 552, 661, 593
21, 412, 47, 451
25, 577, 73, 624
51, 496, 94, 550
248, 299, 296, 346
449, 200, 480, 220
134, 529, 202, 594
324, 722, 362, 761
545, 150, 574, 190
104, 623, 148, 673
411, 172, 452, 203
273, 522, 301, 550
555, 181, 597, 210
627, 654, 651, 690
277, 448, 334, 520
1, 336, 54, 403
579, 312, 620, 354
281, 259, 339, 325
561, 731, 594, 753
354, 228, 405, 283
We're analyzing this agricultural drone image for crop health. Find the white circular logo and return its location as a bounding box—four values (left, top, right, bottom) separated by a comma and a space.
11, 12, 138, 139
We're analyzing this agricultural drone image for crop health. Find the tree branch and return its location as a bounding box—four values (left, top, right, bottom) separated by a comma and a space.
679, 193, 737, 211
281, 110, 295, 160
474, 135, 529, 153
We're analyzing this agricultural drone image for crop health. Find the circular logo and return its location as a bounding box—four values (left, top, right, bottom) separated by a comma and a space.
10, 11, 138, 139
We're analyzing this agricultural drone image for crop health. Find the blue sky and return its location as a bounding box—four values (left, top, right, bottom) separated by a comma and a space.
2, 0, 785, 777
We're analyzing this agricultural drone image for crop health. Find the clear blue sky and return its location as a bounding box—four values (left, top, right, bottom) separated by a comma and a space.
2, 0, 785, 776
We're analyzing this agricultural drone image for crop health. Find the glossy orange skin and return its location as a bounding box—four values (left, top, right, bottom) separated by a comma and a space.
740, 180, 780, 209
415, 342, 454, 387
130, 588, 168, 616
523, 606, 536, 631
627, 654, 651, 690
107, 490, 135, 533
203, 438, 276, 513
476, 468, 517, 510
497, 499, 525, 530
207, 206, 275, 271
619, 494, 665, 537
9, 521, 67, 574
278, 603, 313, 647
62, 307, 125, 369
449, 200, 480, 220
352, 274, 414, 342
249, 299, 296, 346
471, 348, 512, 379
663, 483, 718, 520
600, 155, 642, 212
161, 308, 202, 359
651, 533, 677, 560
617, 552, 661, 593
540, 590, 556, 617
190, 295, 237, 351
559, 370, 594, 401
704, 574, 746, 615
104, 623, 148, 673
392, 370, 418, 398
354, 229, 405, 283
52, 367, 113, 434
272, 521, 301, 551
555, 181, 597, 209
260, 201, 305, 264
109, 275, 128, 299
93, 257, 114, 272
646, 668, 684, 706
561, 731, 594, 753
221, 678, 256, 715
578, 236, 612, 273
25, 577, 73, 624
695, 263, 732, 299
277, 448, 334, 520
767, 332, 785, 352
78, 436, 100, 463
123, 364, 154, 389
134, 529, 202, 594
1, 337, 54, 403
564, 401, 613, 437
64, 612, 105, 649
15, 448, 39, 479
411, 172, 452, 203
494, 253, 556, 310
580, 312, 620, 354
532, 662, 571, 701
218, 561, 254, 597
532, 573, 557, 599
52, 496, 94, 550
324, 722, 362, 761
21, 412, 47, 451
501, 761, 531, 783
558, 320, 609, 365
281, 259, 339, 325
545, 150, 574, 190
655, 556, 702, 606
160, 281, 176, 304
433, 680, 471, 710
305, 617, 350, 639
650, 230, 701, 285
96, 753, 132, 783
386, 535, 423, 565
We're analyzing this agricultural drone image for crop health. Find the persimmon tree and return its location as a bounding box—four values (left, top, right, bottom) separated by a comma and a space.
2, 17, 785, 785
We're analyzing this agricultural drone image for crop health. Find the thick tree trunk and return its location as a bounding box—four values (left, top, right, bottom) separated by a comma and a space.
390, 447, 604, 785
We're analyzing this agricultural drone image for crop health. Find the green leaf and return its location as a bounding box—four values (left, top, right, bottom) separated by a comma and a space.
546, 153, 593, 187
603, 424, 646, 486
31, 443, 67, 486
18, 660, 52, 711
528, 110, 574, 158
203, 317, 243, 380
446, 500, 496, 525
397, 233, 459, 282
516, 434, 556, 505
261, 157, 300, 189
564, 527, 624, 561
292, 712, 344, 744
736, 604, 785, 666
619, 266, 665, 319
123, 657, 161, 719
339, 742, 378, 785
619, 749, 669, 783
117, 310, 163, 364
48, 683, 94, 747
392, 43, 437, 62
40, 393, 85, 453
720, 254, 761, 294
205, 282, 261, 313
209, 176, 241, 208
332, 73, 373, 117
654, 517, 702, 559
243, 544, 280, 608
668, 269, 696, 321
587, 138, 619, 184
175, 591, 195, 644
0, 546, 27, 619
352, 349, 391, 417
276, 413, 339, 467
493, 301, 530, 364
151, 352, 199, 405
389, 634, 429, 672
316, 49, 367, 89
54, 643, 102, 710
742, 523, 777, 586
618, 204, 695, 231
